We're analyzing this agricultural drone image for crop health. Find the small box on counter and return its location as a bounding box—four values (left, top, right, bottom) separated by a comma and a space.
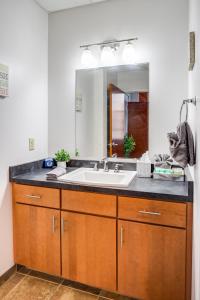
153, 172, 185, 181
136, 152, 152, 178
137, 161, 152, 178
153, 155, 185, 181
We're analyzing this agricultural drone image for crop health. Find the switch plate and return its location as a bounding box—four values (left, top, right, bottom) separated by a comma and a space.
29, 138, 35, 151
76, 95, 83, 112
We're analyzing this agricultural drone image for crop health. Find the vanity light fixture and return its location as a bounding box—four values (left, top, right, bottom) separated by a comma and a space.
101, 45, 118, 66
81, 47, 97, 68
80, 37, 138, 67
122, 41, 136, 64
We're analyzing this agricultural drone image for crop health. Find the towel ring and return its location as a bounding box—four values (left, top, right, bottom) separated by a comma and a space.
180, 102, 188, 123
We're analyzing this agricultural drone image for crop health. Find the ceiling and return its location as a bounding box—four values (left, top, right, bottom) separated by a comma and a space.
35, 0, 108, 12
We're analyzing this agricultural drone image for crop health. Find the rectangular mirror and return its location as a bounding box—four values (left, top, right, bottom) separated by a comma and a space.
75, 64, 149, 159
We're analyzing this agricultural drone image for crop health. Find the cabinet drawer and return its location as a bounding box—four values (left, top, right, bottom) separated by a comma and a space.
118, 197, 186, 228
62, 190, 116, 217
13, 184, 60, 209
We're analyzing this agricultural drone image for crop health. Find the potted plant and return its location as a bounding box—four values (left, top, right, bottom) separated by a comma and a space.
124, 134, 136, 158
55, 149, 70, 168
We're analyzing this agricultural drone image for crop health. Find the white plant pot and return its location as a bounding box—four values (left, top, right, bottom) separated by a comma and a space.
57, 161, 66, 168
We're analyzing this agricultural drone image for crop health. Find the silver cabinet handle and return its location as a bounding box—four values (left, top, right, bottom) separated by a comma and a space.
52, 216, 56, 233
138, 210, 161, 216
61, 218, 67, 235
25, 194, 41, 199
120, 226, 124, 249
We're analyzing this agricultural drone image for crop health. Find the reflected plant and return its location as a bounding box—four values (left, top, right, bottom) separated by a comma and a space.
124, 134, 136, 158
75, 148, 80, 157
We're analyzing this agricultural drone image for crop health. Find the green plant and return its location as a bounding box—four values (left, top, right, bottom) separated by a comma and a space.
75, 148, 80, 157
124, 134, 136, 158
55, 149, 70, 162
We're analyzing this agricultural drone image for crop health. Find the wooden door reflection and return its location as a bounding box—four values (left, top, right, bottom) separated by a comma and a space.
108, 85, 148, 158
128, 92, 148, 158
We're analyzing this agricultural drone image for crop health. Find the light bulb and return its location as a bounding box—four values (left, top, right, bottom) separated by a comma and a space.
122, 42, 136, 64
101, 46, 116, 66
81, 48, 96, 68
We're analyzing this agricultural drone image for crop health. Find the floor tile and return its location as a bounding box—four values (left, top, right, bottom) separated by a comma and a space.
62, 280, 100, 295
50, 285, 98, 300
4, 276, 58, 300
0, 273, 24, 299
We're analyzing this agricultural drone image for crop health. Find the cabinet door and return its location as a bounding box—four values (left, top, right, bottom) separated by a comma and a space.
14, 204, 61, 276
118, 220, 186, 300
61, 211, 116, 291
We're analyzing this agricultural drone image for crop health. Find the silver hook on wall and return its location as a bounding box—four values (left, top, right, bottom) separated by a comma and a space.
179, 97, 199, 123
182, 97, 197, 106
180, 101, 188, 123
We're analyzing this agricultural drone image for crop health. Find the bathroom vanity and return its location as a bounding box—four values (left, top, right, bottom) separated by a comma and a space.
10, 161, 193, 300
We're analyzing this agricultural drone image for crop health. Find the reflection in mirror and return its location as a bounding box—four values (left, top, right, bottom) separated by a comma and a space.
75, 64, 149, 159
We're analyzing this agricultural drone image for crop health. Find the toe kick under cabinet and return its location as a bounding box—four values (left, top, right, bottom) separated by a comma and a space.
12, 183, 192, 300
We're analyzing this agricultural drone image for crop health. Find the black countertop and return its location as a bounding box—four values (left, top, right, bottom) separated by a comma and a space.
9, 160, 193, 202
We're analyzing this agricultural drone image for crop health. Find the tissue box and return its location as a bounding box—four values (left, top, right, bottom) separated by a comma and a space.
137, 161, 152, 178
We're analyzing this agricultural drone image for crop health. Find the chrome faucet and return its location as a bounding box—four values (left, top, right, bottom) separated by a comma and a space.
101, 158, 109, 172
90, 162, 98, 171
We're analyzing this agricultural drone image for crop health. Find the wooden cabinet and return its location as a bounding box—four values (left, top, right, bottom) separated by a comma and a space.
13, 183, 60, 209
12, 184, 192, 300
118, 220, 186, 300
61, 211, 116, 291
118, 196, 186, 228
14, 203, 61, 276
62, 190, 116, 217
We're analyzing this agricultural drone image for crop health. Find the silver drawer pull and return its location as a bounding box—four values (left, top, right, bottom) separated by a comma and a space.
25, 194, 41, 199
52, 216, 56, 233
61, 218, 67, 234
138, 210, 161, 216
120, 226, 124, 249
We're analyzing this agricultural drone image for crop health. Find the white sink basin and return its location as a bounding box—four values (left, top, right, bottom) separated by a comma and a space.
59, 168, 137, 188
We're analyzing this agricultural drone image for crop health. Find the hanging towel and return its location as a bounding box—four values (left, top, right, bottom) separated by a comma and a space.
167, 121, 195, 168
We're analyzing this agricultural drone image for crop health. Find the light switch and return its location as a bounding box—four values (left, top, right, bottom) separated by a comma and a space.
76, 95, 83, 112
29, 138, 35, 151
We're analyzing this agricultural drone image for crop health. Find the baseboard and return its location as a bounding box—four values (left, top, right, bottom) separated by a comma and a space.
0, 265, 16, 286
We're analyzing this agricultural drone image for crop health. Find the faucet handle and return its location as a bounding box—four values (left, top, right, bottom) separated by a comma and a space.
114, 163, 123, 173
101, 157, 107, 162
90, 162, 98, 171
100, 157, 107, 164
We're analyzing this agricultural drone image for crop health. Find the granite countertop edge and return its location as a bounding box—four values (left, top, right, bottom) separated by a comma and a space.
10, 177, 192, 202
9, 160, 193, 203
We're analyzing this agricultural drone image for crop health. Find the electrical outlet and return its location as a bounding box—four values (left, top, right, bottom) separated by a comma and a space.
29, 138, 35, 151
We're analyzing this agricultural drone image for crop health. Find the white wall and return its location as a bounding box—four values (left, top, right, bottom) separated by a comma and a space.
0, 0, 48, 276
188, 0, 200, 299
48, 0, 188, 158
117, 70, 149, 93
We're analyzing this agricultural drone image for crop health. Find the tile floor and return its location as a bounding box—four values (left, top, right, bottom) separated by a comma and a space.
0, 268, 134, 300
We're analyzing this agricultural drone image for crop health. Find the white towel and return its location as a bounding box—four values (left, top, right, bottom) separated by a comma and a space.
46, 167, 66, 180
